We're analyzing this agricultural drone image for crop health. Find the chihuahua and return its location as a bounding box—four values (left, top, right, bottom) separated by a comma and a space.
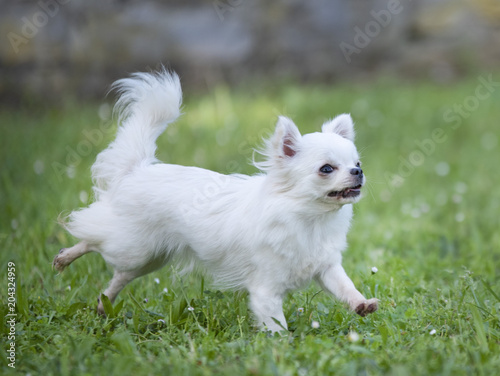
54, 70, 377, 332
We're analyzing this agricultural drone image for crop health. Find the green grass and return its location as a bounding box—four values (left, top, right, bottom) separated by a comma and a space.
1, 74, 500, 375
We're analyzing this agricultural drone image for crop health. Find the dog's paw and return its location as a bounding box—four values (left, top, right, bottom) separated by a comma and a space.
354, 298, 378, 317
96, 297, 106, 317
52, 248, 68, 272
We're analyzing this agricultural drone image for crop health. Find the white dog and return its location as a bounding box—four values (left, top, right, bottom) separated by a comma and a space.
54, 70, 378, 332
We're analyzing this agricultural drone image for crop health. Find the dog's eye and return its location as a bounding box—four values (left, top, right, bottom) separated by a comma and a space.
356, 161, 361, 167
319, 164, 336, 174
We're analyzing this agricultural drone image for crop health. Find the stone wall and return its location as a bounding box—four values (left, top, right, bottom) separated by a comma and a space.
1, 0, 499, 101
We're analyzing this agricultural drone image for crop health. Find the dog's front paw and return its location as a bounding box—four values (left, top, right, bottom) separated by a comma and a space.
354, 298, 378, 317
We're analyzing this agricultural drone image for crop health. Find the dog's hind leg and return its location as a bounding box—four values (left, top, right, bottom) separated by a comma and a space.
97, 270, 137, 315
53, 241, 93, 272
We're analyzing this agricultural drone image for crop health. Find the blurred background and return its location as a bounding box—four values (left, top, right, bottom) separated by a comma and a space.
1, 0, 500, 103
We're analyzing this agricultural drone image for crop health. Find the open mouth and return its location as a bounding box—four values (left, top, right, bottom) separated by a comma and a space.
327, 184, 362, 199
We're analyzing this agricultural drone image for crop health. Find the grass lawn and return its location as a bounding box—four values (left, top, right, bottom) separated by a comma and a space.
1, 74, 500, 375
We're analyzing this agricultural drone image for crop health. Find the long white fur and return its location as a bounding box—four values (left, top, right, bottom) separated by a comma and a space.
58, 70, 378, 332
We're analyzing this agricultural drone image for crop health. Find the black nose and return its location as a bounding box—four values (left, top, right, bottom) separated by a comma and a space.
350, 167, 363, 176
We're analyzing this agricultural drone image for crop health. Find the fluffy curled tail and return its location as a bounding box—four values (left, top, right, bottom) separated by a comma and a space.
92, 69, 182, 197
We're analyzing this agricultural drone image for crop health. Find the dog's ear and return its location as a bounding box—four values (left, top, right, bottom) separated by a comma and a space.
322, 113, 355, 141
273, 116, 301, 158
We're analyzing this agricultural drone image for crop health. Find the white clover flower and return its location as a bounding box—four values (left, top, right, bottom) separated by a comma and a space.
435, 162, 450, 176
66, 166, 76, 179
34, 159, 45, 175
348, 331, 360, 342
371, 267, 378, 274
158, 319, 165, 324
154, 278, 160, 284
429, 329, 436, 335
79, 190, 89, 204
187, 306, 194, 312
311, 321, 320, 329
163, 287, 169, 293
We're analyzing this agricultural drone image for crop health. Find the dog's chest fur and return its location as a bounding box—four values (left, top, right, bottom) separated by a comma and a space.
245, 205, 352, 291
